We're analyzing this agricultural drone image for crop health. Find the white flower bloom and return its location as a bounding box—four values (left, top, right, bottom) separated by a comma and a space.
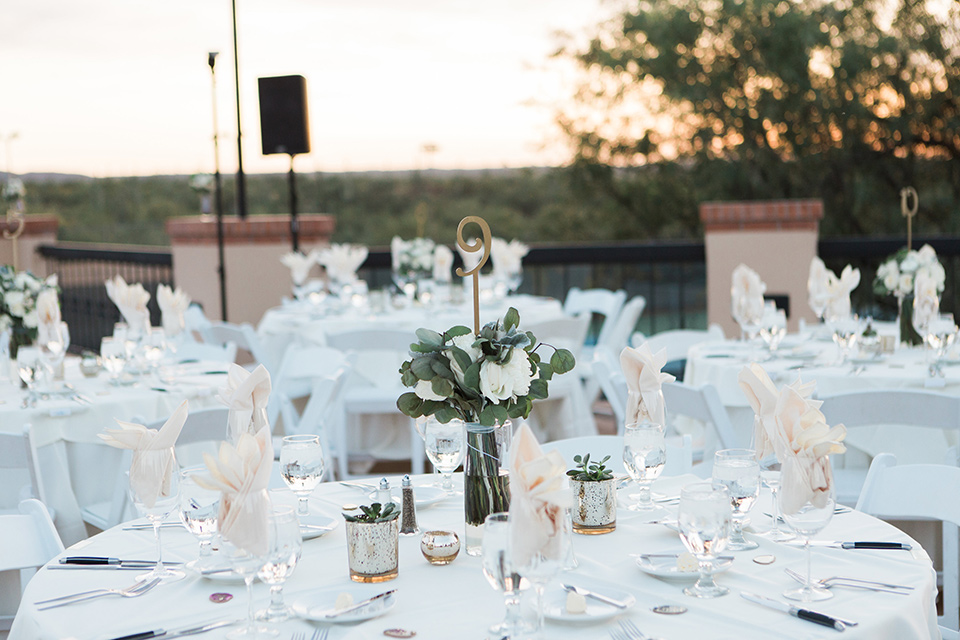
5, 291, 25, 318
898, 274, 914, 295
900, 253, 919, 274
916, 244, 938, 267
22, 309, 38, 329
479, 348, 534, 402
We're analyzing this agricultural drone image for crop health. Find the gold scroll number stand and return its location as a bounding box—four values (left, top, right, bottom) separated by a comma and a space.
3, 206, 25, 270
455, 216, 491, 334
900, 187, 918, 250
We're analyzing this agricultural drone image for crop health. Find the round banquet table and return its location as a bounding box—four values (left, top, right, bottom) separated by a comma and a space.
11, 473, 939, 639
684, 334, 960, 465
0, 358, 227, 545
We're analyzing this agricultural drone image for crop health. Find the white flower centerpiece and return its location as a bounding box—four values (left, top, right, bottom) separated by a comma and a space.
396, 306, 575, 553
874, 244, 945, 345
189, 173, 215, 215
391, 236, 436, 300
0, 266, 58, 357
2, 178, 26, 210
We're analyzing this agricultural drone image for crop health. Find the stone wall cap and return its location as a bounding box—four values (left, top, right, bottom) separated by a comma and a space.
700, 199, 822, 231
0, 213, 59, 237
167, 214, 336, 245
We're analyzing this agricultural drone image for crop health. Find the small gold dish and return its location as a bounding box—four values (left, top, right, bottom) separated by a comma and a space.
420, 530, 460, 565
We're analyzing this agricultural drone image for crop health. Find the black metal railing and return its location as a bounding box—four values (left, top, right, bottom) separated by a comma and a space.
37, 243, 173, 351
36, 235, 960, 352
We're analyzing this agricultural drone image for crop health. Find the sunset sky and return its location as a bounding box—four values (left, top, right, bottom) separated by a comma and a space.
1, 0, 605, 177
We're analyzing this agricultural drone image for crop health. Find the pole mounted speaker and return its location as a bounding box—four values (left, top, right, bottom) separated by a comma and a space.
257, 75, 310, 156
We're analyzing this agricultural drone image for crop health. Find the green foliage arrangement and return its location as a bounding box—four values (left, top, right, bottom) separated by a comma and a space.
396, 307, 576, 426
566, 453, 614, 482
343, 502, 400, 523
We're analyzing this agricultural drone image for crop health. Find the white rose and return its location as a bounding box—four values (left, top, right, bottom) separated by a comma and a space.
414, 379, 446, 402
449, 333, 481, 384
22, 309, 38, 329
5, 291, 25, 317
929, 263, 946, 290
479, 348, 534, 402
901, 254, 919, 274
898, 274, 913, 296
883, 271, 899, 292
917, 244, 937, 266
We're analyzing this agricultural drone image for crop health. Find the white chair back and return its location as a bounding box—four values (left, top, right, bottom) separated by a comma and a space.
563, 287, 627, 352
202, 321, 277, 374
818, 389, 960, 504
0, 499, 64, 630
0, 425, 45, 509
856, 453, 960, 635
633, 324, 725, 362
582, 296, 647, 404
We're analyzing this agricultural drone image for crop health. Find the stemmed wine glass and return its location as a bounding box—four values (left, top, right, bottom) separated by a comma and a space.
37, 322, 68, 391
127, 447, 185, 583
256, 506, 303, 622
759, 303, 786, 354
16, 346, 40, 407
100, 337, 126, 385
678, 483, 732, 598
779, 455, 836, 602
424, 419, 465, 494
222, 489, 277, 639
178, 465, 220, 572
754, 453, 794, 542
279, 435, 325, 523
827, 314, 862, 366
622, 419, 666, 510
514, 511, 570, 639
480, 513, 530, 639
711, 449, 760, 551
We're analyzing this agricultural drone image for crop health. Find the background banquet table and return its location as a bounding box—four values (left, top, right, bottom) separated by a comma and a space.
11, 474, 938, 639
684, 335, 960, 465
0, 359, 227, 545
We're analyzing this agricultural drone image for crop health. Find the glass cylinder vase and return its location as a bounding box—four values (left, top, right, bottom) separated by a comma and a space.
464, 420, 512, 556
898, 294, 924, 347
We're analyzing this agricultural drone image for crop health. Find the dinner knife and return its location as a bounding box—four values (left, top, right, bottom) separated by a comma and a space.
313, 589, 396, 618
788, 541, 912, 550
108, 618, 235, 640
740, 592, 847, 631
59, 556, 183, 568
561, 584, 627, 608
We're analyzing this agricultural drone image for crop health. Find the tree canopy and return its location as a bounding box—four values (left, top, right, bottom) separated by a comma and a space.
559, 0, 960, 236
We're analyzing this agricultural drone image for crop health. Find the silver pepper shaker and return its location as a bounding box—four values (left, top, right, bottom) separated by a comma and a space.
376, 477, 393, 506
400, 474, 419, 536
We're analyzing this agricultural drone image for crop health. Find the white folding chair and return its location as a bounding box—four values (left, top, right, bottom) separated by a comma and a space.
661, 380, 739, 469
268, 345, 352, 478
173, 340, 237, 364
818, 389, 960, 506
183, 303, 213, 342
0, 499, 64, 630
632, 324, 725, 361
0, 424, 47, 512
563, 287, 627, 362
541, 433, 693, 477
524, 313, 595, 441
582, 296, 647, 403
856, 453, 960, 637
201, 321, 279, 374
324, 328, 423, 479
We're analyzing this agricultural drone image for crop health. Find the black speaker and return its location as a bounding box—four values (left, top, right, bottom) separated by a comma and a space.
257, 75, 310, 156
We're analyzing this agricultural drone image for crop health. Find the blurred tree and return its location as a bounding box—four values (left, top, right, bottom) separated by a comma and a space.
560, 0, 960, 236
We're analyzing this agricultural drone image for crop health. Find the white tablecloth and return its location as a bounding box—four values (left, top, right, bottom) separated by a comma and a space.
11, 474, 938, 639
0, 359, 226, 545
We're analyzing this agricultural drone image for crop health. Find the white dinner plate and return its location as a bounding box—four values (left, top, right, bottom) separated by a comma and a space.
540, 581, 635, 622
300, 514, 338, 540
367, 485, 447, 508
635, 553, 733, 580
291, 586, 397, 623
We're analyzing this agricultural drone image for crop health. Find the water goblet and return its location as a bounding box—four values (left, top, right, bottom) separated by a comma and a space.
759, 303, 787, 354
38, 322, 68, 390
779, 455, 836, 602
424, 419, 465, 494
678, 482, 732, 598
622, 419, 666, 510
279, 435, 324, 521
256, 506, 302, 622
827, 314, 861, 365
127, 447, 185, 583
178, 465, 220, 572
514, 517, 569, 639
711, 448, 760, 551
222, 490, 277, 639
100, 337, 126, 385
480, 513, 530, 639
16, 346, 40, 406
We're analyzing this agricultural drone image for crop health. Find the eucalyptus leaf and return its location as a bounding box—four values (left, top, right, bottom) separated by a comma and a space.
550, 348, 576, 374
397, 392, 423, 416
489, 404, 509, 424
401, 368, 419, 387
435, 406, 460, 424
449, 346, 473, 374
529, 378, 548, 400
503, 307, 520, 332
416, 328, 444, 347
411, 357, 437, 380
464, 361, 481, 391
431, 376, 454, 398
445, 325, 473, 338
538, 361, 554, 381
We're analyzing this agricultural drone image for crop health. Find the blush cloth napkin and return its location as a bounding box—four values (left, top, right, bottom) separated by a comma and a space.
98, 400, 188, 509
157, 284, 190, 338
318, 243, 368, 284
824, 265, 861, 320
195, 427, 274, 556
509, 423, 572, 569
620, 343, 675, 427
36, 288, 63, 347
490, 237, 529, 279
731, 264, 766, 325
218, 364, 272, 443
807, 257, 835, 316
105, 275, 151, 329
913, 269, 940, 329
433, 244, 454, 283
280, 250, 320, 286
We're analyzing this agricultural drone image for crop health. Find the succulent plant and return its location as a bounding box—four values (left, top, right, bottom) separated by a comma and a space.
343, 502, 400, 523
566, 453, 614, 482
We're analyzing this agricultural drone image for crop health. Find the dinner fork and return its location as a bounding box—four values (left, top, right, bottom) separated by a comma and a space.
619, 619, 648, 639
312, 629, 329, 640
35, 576, 161, 609
784, 567, 913, 593
609, 629, 628, 640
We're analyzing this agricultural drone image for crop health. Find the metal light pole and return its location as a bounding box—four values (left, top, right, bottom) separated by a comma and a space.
230, 0, 247, 219
209, 52, 228, 321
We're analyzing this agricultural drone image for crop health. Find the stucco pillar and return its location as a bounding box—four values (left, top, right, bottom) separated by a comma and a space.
700, 200, 823, 336
166, 214, 335, 325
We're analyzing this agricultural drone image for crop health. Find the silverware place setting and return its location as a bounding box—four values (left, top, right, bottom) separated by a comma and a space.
34, 576, 161, 610
784, 567, 914, 594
